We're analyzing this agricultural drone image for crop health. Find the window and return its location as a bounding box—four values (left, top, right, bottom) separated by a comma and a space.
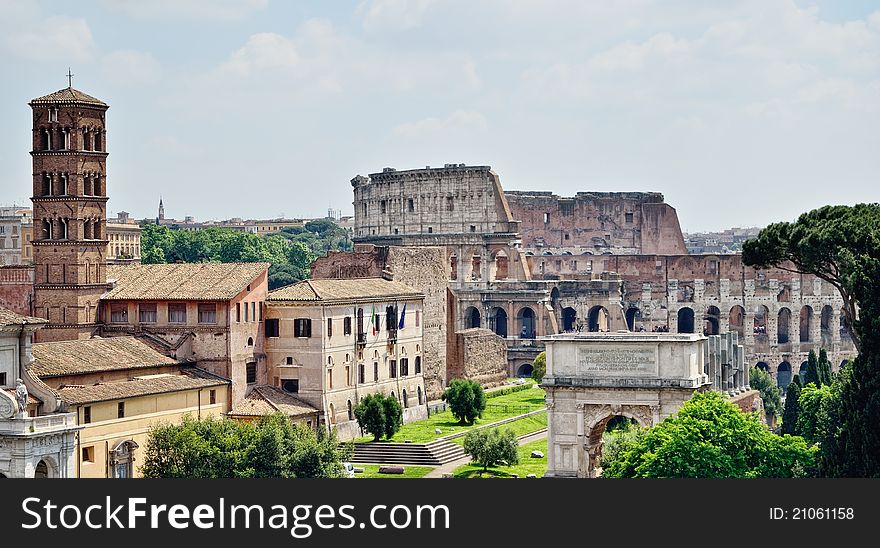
198, 303, 217, 324
408, 198, 414, 212
168, 303, 186, 323
244, 302, 249, 322
209, 390, 216, 405
328, 369, 333, 389
265, 318, 279, 337
390, 360, 397, 378
416, 311, 421, 327
81, 446, 95, 463
0, 372, 6, 386
251, 302, 256, 322
327, 318, 333, 338
259, 302, 263, 321
236, 303, 241, 322
625, 212, 634, 224
344, 316, 352, 335
294, 318, 312, 338
380, 200, 387, 214
544, 212, 550, 223
110, 304, 128, 324
247, 337, 254, 346
415, 356, 422, 374
49, 108, 58, 122
345, 365, 351, 386
83, 406, 91, 424
246, 362, 257, 384
358, 363, 365, 384
447, 197, 454, 211
427, 226, 433, 233
374, 362, 379, 382
117, 401, 125, 419
286, 356, 293, 365
282, 379, 299, 394
138, 303, 157, 323
470, 225, 476, 232
400, 358, 409, 376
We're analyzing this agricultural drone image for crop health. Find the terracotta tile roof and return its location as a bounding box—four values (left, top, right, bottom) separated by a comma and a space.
0, 307, 47, 327
228, 385, 318, 418
30, 87, 108, 107
268, 277, 422, 303
31, 336, 180, 378
57, 367, 227, 405
104, 262, 269, 301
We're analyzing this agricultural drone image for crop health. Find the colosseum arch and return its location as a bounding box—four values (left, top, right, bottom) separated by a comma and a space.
625, 307, 640, 331
676, 307, 694, 334
777, 361, 792, 389
754, 305, 769, 341
777, 307, 791, 344
799, 305, 813, 343
820, 305, 834, 346
490, 307, 508, 337
588, 306, 609, 332
562, 307, 577, 332
729, 305, 745, 338
464, 306, 481, 329
491, 249, 509, 280
704, 306, 720, 335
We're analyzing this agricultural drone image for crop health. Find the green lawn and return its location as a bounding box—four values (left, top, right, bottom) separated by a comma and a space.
352, 464, 434, 478
453, 438, 549, 478
355, 386, 546, 444
451, 412, 547, 446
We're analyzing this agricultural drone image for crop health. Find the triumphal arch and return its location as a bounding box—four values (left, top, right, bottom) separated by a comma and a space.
542, 332, 712, 477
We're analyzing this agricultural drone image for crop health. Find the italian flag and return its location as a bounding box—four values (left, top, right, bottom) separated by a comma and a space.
370, 304, 377, 336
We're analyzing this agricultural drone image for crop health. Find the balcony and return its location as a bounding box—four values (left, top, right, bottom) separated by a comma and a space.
356, 332, 367, 348
0, 412, 79, 436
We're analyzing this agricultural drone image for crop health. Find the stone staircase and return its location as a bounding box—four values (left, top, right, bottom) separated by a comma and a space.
351, 439, 466, 466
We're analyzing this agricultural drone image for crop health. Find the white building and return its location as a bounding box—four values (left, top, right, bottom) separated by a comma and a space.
265, 278, 428, 440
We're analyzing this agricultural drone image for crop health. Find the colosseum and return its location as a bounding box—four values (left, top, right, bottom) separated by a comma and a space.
323, 163, 856, 395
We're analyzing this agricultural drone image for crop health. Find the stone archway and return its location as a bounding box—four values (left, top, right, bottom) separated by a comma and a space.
582, 404, 656, 478
517, 363, 533, 377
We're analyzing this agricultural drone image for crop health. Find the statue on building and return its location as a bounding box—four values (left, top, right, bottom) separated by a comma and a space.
15, 378, 28, 416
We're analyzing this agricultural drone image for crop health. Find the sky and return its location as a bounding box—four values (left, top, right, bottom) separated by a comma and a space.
0, 0, 878, 232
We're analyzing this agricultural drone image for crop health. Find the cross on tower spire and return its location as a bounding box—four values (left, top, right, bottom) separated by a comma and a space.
67, 68, 74, 88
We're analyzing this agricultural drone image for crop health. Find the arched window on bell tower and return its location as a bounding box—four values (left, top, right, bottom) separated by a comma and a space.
94, 175, 102, 196
60, 218, 69, 240
40, 128, 50, 151
61, 128, 70, 150
61, 173, 69, 195
94, 130, 102, 152
82, 128, 91, 151
42, 219, 52, 240
42, 173, 51, 196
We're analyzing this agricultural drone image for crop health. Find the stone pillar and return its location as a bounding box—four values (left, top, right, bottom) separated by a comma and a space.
576, 403, 586, 478
744, 312, 755, 346
832, 308, 842, 344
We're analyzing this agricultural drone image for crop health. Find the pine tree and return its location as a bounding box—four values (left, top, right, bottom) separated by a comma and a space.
802, 350, 820, 386
781, 381, 802, 436
818, 348, 832, 386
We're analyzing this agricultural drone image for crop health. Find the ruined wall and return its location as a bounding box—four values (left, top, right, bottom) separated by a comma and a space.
311, 244, 450, 400
505, 191, 687, 255
448, 328, 508, 387
0, 266, 34, 316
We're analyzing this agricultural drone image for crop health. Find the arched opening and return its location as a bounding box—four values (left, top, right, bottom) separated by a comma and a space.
415, 355, 421, 374
402, 389, 408, 408
464, 306, 481, 329
450, 254, 458, 280
840, 308, 852, 341
756, 361, 769, 372
42, 173, 51, 196
777, 308, 791, 344
328, 403, 336, 425
550, 287, 560, 310
754, 305, 769, 341
820, 305, 833, 346
562, 307, 577, 332
625, 307, 640, 332
417, 386, 423, 405
676, 307, 694, 334
589, 414, 645, 477
799, 361, 809, 377
518, 307, 536, 339
347, 400, 353, 421
777, 361, 792, 389
731, 305, 748, 338
704, 306, 720, 335
517, 363, 533, 377
588, 306, 609, 332
493, 250, 509, 280
110, 440, 139, 479
247, 337, 254, 346
490, 307, 508, 337
799, 306, 813, 343
34, 460, 49, 479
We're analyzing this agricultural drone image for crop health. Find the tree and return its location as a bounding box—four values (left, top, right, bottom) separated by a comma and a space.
531, 352, 546, 383
818, 348, 833, 386
602, 391, 817, 478
744, 204, 880, 476
442, 379, 487, 425
749, 366, 782, 420
140, 413, 351, 478
781, 381, 802, 436
462, 427, 519, 474
353, 394, 402, 441
796, 383, 833, 445
802, 350, 820, 386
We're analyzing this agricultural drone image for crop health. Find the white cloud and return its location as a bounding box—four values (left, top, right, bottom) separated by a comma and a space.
358, 0, 438, 31
589, 33, 691, 71
100, 0, 268, 20
392, 110, 488, 138
102, 50, 163, 86
3, 16, 95, 62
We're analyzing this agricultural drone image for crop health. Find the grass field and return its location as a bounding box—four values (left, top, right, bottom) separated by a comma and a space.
450, 412, 547, 446
355, 386, 546, 444
453, 438, 549, 478
352, 464, 434, 478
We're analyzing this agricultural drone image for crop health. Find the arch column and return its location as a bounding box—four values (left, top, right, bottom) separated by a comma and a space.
831, 308, 842, 344
743, 312, 755, 346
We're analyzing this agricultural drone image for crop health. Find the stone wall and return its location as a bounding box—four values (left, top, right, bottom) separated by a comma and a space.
448, 328, 508, 387
505, 190, 687, 255
0, 266, 34, 316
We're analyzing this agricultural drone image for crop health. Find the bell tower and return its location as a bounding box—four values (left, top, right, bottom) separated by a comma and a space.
29, 82, 109, 342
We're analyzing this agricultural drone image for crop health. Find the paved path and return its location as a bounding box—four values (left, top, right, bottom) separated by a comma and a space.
423, 428, 548, 478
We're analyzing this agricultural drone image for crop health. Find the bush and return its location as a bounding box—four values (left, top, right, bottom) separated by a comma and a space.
354, 394, 402, 441
462, 427, 519, 473
486, 383, 534, 399
531, 352, 546, 383
781, 381, 802, 436
442, 379, 487, 425
750, 366, 782, 420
